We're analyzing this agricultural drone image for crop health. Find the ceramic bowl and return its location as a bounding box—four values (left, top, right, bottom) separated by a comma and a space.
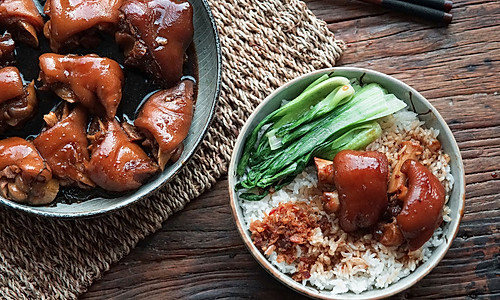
228, 67, 465, 299
0, 0, 221, 218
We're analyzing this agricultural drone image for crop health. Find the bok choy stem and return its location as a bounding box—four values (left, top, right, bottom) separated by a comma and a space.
315, 122, 382, 160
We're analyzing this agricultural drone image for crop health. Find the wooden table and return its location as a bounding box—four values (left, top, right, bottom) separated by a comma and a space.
83, 0, 500, 298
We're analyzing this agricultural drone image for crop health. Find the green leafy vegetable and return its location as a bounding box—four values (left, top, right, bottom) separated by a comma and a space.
236, 74, 407, 200
277, 84, 355, 139
315, 121, 382, 160
236, 76, 349, 175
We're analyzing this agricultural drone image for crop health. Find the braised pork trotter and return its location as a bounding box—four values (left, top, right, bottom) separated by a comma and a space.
39, 54, 124, 119
332, 150, 389, 233
87, 119, 159, 192
396, 159, 446, 250
0, 66, 37, 133
0, 137, 59, 205
116, 0, 193, 86
135, 80, 194, 170
33, 105, 94, 188
0, 0, 44, 47
43, 0, 123, 52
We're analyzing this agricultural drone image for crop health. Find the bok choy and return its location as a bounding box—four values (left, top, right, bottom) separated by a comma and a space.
236, 74, 407, 200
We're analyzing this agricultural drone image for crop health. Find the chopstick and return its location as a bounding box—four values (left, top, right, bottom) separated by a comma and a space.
400, 0, 453, 12
359, 0, 453, 24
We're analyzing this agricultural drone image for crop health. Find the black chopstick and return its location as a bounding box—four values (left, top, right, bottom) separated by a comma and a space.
400, 0, 453, 13
359, 0, 453, 24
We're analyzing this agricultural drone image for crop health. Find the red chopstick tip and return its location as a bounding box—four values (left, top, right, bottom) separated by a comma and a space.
444, 0, 453, 12
443, 12, 453, 24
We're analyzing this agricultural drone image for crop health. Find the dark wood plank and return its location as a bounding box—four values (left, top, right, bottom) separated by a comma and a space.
82, 0, 500, 299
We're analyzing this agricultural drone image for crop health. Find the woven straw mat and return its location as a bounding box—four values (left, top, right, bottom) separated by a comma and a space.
0, 0, 344, 298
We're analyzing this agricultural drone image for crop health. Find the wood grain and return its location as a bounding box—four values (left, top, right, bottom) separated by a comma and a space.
82, 0, 500, 299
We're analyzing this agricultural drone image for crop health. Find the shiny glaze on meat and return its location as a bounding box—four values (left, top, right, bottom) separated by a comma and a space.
87, 119, 158, 192
0, 0, 43, 29
33, 105, 94, 188
116, 0, 193, 86
332, 150, 389, 232
39, 53, 124, 119
0, 0, 44, 47
0, 67, 37, 132
44, 0, 123, 52
0, 137, 59, 205
135, 79, 193, 169
0, 32, 16, 67
0, 66, 24, 104
0, 137, 49, 179
397, 159, 446, 250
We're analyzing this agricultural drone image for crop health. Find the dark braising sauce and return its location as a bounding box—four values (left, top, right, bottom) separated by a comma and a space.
1, 4, 198, 203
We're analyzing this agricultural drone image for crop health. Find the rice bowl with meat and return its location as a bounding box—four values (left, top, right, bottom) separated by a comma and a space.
229, 67, 464, 298
239, 109, 453, 294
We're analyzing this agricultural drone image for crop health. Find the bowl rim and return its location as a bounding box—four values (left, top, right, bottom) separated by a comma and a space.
228, 67, 466, 299
0, 0, 222, 219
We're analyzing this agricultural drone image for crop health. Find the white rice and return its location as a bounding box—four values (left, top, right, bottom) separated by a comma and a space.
239, 109, 454, 294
